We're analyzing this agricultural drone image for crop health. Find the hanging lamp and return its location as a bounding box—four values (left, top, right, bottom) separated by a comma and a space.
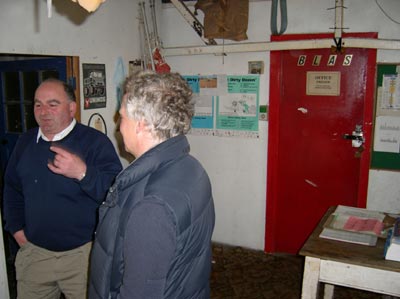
47, 0, 106, 18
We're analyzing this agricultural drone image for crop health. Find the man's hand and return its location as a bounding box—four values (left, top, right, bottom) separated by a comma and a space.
13, 230, 28, 247
48, 145, 87, 181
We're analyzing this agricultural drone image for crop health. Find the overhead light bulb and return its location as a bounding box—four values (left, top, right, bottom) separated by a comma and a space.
71, 0, 106, 13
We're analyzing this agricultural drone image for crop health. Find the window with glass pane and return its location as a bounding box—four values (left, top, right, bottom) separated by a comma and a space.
23, 71, 39, 130
3, 71, 22, 133
6, 104, 22, 133
41, 70, 59, 81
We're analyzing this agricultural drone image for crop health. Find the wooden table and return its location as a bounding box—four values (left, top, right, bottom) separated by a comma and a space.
299, 206, 400, 299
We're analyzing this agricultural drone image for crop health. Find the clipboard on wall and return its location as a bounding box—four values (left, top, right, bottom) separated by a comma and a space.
371, 64, 400, 170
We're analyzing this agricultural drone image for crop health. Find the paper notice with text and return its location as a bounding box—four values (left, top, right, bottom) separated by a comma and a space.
373, 116, 400, 153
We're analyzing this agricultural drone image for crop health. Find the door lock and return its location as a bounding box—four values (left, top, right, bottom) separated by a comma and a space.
343, 125, 364, 148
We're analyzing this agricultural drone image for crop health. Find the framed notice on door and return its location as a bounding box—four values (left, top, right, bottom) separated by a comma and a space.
306, 71, 340, 96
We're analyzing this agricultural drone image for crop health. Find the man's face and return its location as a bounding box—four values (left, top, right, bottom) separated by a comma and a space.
34, 81, 76, 140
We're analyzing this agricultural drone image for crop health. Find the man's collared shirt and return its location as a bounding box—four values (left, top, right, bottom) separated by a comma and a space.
36, 119, 77, 143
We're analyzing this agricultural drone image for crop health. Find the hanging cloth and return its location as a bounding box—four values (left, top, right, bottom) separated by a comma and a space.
271, 0, 288, 35
195, 0, 249, 41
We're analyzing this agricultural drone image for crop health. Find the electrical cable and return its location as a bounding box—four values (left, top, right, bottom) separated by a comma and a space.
375, 0, 400, 25
271, 0, 288, 35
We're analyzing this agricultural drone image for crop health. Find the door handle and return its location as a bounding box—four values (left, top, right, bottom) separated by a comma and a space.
343, 134, 364, 141
343, 125, 364, 148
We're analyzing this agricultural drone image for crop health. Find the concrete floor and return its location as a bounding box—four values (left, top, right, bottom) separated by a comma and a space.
3, 240, 398, 299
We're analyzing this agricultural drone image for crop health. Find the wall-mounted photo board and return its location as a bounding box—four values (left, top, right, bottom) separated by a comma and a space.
371, 64, 400, 170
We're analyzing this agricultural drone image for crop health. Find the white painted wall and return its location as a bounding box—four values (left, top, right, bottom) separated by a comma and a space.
158, 0, 400, 249
160, 1, 271, 249
0, 0, 140, 296
0, 0, 399, 281
0, 0, 140, 154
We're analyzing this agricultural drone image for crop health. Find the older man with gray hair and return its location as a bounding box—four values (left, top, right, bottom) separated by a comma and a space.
89, 70, 215, 299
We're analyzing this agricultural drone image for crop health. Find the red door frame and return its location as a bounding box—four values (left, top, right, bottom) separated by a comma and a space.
264, 32, 377, 253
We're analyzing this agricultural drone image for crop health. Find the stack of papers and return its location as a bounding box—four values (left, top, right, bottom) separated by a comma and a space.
319, 205, 386, 246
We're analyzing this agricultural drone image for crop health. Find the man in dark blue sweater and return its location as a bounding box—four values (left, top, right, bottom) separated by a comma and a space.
3, 78, 122, 299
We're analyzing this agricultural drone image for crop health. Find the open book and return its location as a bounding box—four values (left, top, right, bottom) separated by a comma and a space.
319, 205, 386, 246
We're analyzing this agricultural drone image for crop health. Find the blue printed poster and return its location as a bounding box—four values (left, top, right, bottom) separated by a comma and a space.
216, 75, 259, 132
184, 76, 214, 130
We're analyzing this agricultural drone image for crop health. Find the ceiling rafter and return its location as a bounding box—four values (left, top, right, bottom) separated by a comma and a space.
164, 0, 400, 56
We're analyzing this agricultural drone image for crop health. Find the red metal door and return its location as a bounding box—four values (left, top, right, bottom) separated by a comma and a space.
265, 33, 377, 254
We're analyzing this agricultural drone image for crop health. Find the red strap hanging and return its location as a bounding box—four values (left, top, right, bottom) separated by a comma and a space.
153, 48, 171, 74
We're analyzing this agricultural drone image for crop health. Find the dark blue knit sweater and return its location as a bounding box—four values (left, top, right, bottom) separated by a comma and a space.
3, 123, 122, 251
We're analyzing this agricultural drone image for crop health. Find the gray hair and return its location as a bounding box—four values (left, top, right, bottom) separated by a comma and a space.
123, 70, 194, 141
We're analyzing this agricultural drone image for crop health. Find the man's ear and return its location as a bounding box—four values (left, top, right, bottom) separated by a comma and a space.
136, 119, 144, 134
69, 101, 77, 116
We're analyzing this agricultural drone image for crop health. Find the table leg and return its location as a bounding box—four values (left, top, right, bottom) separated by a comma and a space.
301, 256, 321, 299
324, 283, 334, 299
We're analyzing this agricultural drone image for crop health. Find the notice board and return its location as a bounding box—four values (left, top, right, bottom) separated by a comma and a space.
371, 64, 400, 170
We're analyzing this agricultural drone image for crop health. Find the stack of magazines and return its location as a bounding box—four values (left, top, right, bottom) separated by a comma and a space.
319, 205, 386, 246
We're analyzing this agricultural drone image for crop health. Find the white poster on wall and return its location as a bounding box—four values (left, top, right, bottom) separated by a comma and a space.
373, 116, 400, 153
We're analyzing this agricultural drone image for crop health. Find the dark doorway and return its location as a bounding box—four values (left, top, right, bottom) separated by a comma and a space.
0, 54, 80, 298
